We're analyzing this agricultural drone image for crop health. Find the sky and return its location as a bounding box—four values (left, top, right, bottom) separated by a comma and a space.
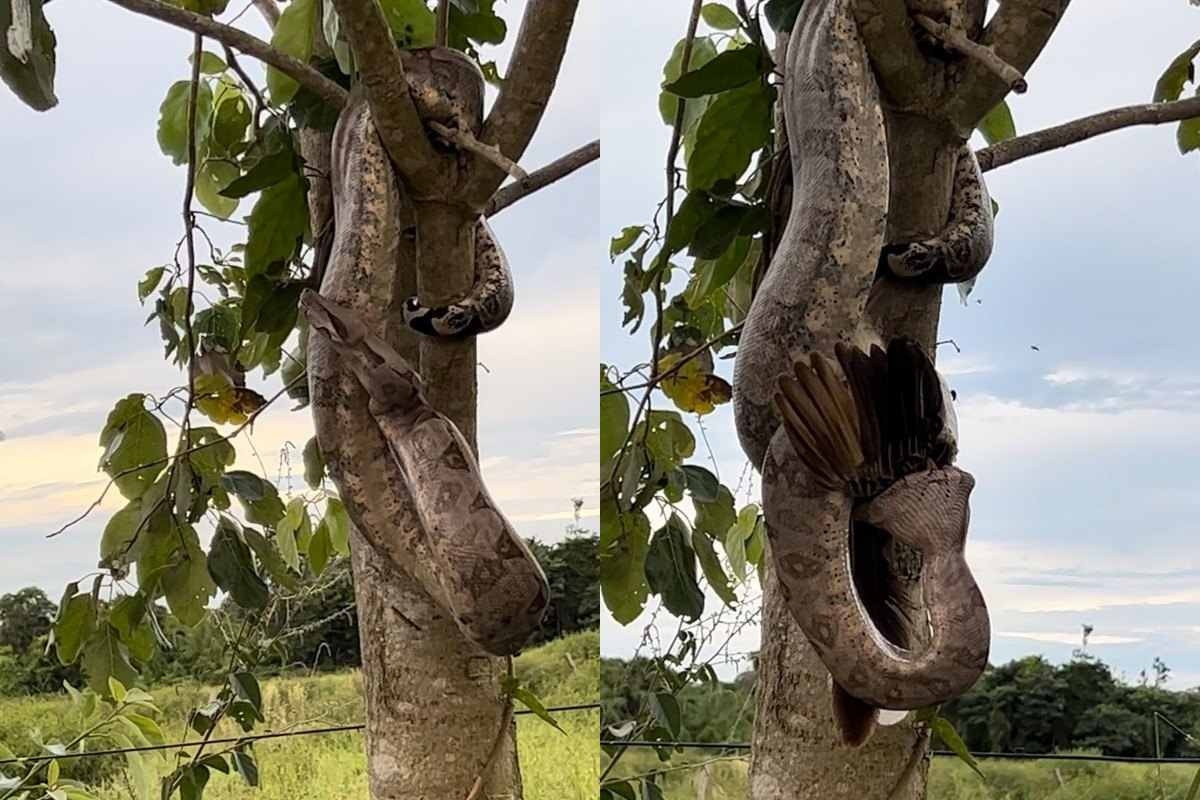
598, 0, 1200, 690
0, 2, 602, 593
3, 0, 1200, 696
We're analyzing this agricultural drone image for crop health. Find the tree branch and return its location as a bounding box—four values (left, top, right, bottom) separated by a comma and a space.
915, 14, 1027, 94
104, 0, 347, 110
484, 139, 598, 217
977, 95, 1200, 172
944, 0, 1073, 134
467, 0, 580, 207
328, 0, 441, 190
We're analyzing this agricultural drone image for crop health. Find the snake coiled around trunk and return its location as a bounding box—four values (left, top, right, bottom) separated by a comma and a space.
731, 0, 994, 744
306, 94, 548, 657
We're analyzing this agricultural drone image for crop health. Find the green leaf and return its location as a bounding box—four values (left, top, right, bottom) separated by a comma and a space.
212, 92, 251, 153
692, 525, 736, 606
157, 80, 214, 167
685, 236, 756, 309
220, 147, 297, 199
244, 174, 309, 277
600, 368, 630, 480
1179, 91, 1200, 154
1155, 41, 1200, 102
977, 100, 1016, 146
275, 499, 306, 573
664, 191, 717, 256
680, 465, 720, 503
80, 624, 138, 697
378, 0, 436, 47
232, 747, 259, 787
701, 3, 740, 29
931, 716, 984, 779
323, 497, 351, 556
650, 691, 682, 737
309, 520, 332, 576
137, 266, 167, 303
664, 45, 763, 99
100, 498, 150, 570
599, 493, 651, 625
504, 678, 564, 734
763, 0, 803, 32
641, 410, 696, 471
644, 515, 705, 620
207, 519, 269, 610
108, 675, 128, 704
195, 160, 240, 220
193, 51, 227, 75
724, 503, 760, 581
267, 0, 318, 104
162, 526, 218, 627
221, 470, 286, 526
693, 484, 736, 544
689, 204, 750, 259
0, 0, 58, 110
687, 82, 774, 191
610, 226, 645, 260
302, 437, 325, 489
99, 395, 168, 501
108, 592, 148, 642
53, 590, 96, 665
659, 36, 719, 126
242, 524, 300, 590
175, 763, 211, 800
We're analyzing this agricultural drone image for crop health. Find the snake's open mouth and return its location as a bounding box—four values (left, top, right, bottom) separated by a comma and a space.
850, 518, 916, 651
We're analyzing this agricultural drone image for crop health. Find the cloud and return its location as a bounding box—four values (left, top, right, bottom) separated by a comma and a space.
997, 631, 1143, 646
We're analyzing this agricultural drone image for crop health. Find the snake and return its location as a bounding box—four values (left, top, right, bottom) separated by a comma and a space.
305, 92, 548, 657
730, 0, 994, 744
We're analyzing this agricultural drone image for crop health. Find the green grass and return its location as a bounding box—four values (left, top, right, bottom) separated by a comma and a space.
0, 630, 598, 799
602, 748, 1200, 799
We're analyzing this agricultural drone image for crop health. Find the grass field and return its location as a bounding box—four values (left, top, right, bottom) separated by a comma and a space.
603, 748, 1200, 799
0, 630, 598, 799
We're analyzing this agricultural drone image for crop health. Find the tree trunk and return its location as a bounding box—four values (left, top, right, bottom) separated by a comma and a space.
302, 115, 521, 800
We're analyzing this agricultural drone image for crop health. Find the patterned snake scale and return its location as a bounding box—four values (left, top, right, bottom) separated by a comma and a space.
731, 0, 994, 741
306, 95, 548, 657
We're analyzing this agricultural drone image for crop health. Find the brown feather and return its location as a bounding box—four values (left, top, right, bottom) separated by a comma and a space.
790, 360, 858, 477
777, 375, 847, 483
773, 391, 842, 489
832, 681, 879, 748
809, 352, 864, 467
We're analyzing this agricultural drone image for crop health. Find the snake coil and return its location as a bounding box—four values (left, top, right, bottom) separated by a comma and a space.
731, 0, 995, 745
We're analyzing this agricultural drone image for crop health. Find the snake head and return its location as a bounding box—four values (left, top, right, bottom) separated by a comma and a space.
300, 290, 427, 416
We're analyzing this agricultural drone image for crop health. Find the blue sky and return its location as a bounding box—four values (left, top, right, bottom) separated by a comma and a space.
599, 0, 1200, 689
0, 2, 601, 593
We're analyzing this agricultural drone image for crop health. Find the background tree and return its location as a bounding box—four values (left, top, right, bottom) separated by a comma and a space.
599, 1, 1200, 797
0, 0, 593, 797
0, 588, 55, 654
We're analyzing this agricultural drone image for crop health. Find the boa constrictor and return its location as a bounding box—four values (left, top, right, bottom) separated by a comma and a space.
305, 93, 548, 657
731, 0, 994, 743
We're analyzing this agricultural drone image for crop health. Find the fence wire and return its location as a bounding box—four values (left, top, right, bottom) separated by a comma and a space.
598, 739, 1200, 765
0, 702, 601, 767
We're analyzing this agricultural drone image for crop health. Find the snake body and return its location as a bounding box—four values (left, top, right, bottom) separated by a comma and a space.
731, 0, 993, 742
306, 94, 547, 657
401, 218, 513, 337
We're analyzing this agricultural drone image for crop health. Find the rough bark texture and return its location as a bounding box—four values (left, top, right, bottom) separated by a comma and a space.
748, 1, 1069, 797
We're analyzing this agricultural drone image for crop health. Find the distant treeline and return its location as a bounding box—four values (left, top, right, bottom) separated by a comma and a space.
0, 533, 597, 694
601, 651, 1200, 758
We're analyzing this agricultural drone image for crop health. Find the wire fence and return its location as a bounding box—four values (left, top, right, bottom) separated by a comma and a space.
598, 739, 1200, 765
0, 702, 602, 767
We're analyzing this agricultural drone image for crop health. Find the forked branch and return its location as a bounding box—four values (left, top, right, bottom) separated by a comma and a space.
944, 0, 1073, 133
468, 0, 581, 207
104, 0, 346, 109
